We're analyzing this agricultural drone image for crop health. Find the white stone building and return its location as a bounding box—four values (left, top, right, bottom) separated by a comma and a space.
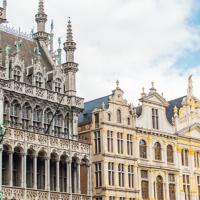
0, 1, 92, 200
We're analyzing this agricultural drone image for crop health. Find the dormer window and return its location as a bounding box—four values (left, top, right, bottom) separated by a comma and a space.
55, 78, 62, 93
117, 109, 121, 123
35, 72, 43, 88
13, 66, 21, 82
152, 108, 159, 130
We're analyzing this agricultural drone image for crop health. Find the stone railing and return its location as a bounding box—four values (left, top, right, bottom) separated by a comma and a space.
4, 128, 90, 156
2, 187, 91, 200
0, 79, 84, 109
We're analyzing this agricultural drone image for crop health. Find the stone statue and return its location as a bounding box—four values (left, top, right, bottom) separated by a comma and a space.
15, 40, 22, 54
5, 45, 11, 57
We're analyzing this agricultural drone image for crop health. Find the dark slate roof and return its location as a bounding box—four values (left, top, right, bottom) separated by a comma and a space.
79, 95, 110, 125
166, 96, 186, 124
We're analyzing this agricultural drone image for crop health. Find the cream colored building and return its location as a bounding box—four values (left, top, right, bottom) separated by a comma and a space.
79, 78, 200, 200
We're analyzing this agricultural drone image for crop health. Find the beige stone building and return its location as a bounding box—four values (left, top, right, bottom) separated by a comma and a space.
0, 1, 92, 200
79, 78, 200, 200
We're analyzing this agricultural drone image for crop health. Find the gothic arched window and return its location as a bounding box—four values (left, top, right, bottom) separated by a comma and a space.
3, 98, 10, 124
13, 66, 21, 82
55, 78, 62, 93
154, 142, 162, 161
64, 113, 70, 138
156, 176, 164, 200
117, 109, 121, 123
108, 113, 111, 121
54, 110, 63, 136
35, 72, 43, 88
44, 108, 53, 134
167, 144, 174, 163
22, 102, 32, 130
10, 100, 21, 126
127, 117, 131, 125
140, 140, 147, 159
33, 105, 42, 130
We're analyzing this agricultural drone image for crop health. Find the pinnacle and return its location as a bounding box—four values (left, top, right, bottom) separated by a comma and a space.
67, 17, 73, 42
38, 0, 45, 14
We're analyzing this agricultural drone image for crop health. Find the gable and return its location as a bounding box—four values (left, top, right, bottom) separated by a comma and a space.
178, 123, 200, 139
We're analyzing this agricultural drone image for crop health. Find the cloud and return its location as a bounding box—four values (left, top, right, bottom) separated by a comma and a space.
5, 0, 200, 104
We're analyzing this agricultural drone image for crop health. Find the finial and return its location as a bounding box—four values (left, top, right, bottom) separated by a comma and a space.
67, 17, 73, 42
58, 37, 61, 49
51, 19, 54, 33
38, 0, 45, 14
149, 81, 156, 93
3, 0, 7, 8
116, 80, 119, 89
151, 81, 154, 88
187, 74, 193, 99
141, 87, 146, 97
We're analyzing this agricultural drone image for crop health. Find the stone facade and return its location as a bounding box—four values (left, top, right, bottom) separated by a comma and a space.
0, 1, 92, 200
79, 79, 200, 200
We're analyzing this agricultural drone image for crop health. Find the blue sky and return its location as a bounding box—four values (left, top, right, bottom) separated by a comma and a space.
3, 0, 200, 103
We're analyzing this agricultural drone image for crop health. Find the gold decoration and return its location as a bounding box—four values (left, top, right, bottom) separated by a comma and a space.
179, 107, 185, 118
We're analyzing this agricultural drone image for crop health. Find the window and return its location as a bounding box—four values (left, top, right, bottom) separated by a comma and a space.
13, 66, 21, 82
167, 145, 174, 163
156, 176, 164, 200
108, 113, 111, 121
10, 100, 21, 126
183, 175, 190, 200
128, 165, 134, 188
118, 164, 124, 187
54, 111, 63, 136
154, 142, 162, 161
182, 149, 189, 166
107, 130, 113, 153
95, 163, 102, 187
197, 176, 200, 200
55, 78, 62, 93
109, 197, 115, 200
140, 140, 147, 159
169, 174, 176, 200
152, 108, 159, 129
119, 198, 125, 200
22, 102, 31, 130
96, 197, 102, 200
117, 132, 123, 154
141, 170, 149, 199
44, 108, 53, 133
117, 109, 121, 123
195, 151, 200, 168
64, 113, 70, 137
127, 134, 133, 155
95, 113, 99, 128
127, 117, 131, 125
33, 106, 42, 130
108, 162, 114, 186
3, 99, 9, 124
35, 72, 43, 88
94, 131, 101, 154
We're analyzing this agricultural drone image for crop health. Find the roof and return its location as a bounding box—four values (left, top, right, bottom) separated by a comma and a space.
166, 96, 185, 124
79, 95, 110, 125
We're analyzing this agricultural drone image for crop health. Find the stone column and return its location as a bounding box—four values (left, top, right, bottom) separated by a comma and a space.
9, 151, 13, 187
149, 170, 154, 199
45, 157, 50, 191
165, 173, 169, 200
22, 153, 27, 188
0, 144, 2, 191
56, 159, 60, 192
77, 161, 81, 194
67, 160, 72, 193
33, 155, 37, 189
87, 163, 92, 196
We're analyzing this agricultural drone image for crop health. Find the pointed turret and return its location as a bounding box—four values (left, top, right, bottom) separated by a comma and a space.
33, 0, 48, 42
63, 18, 79, 96
187, 75, 193, 100
49, 19, 54, 56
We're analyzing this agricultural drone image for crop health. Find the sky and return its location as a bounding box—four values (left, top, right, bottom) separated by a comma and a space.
3, 0, 200, 104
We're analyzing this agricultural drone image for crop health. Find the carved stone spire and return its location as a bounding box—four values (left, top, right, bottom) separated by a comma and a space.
0, 0, 7, 24
33, 0, 48, 42
49, 19, 54, 56
63, 18, 78, 96
187, 75, 193, 100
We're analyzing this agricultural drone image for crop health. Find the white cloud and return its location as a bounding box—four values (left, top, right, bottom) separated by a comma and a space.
5, 0, 200, 104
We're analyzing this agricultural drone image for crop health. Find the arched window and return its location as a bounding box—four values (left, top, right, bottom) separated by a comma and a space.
156, 176, 164, 200
33, 106, 42, 130
108, 113, 111, 121
54, 111, 63, 136
64, 113, 70, 138
167, 145, 174, 163
3, 98, 9, 124
44, 108, 53, 134
55, 78, 62, 93
127, 117, 131, 125
154, 142, 162, 161
117, 109, 121, 123
10, 100, 21, 126
140, 140, 147, 159
22, 102, 32, 130
13, 66, 21, 82
35, 72, 43, 88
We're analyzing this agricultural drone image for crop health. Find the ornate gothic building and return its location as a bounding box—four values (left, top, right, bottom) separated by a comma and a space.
0, 0, 92, 200
79, 78, 200, 200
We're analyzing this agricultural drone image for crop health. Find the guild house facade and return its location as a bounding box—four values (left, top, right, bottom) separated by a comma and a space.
0, 0, 92, 200
79, 78, 200, 200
